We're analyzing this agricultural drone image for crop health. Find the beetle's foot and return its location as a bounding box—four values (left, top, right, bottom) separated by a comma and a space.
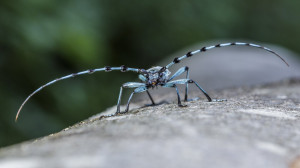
212, 99, 227, 102
178, 104, 187, 107
184, 97, 200, 102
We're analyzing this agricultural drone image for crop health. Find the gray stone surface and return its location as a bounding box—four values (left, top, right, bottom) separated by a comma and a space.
0, 78, 300, 168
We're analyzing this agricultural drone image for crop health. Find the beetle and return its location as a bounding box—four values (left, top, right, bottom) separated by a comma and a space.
15, 42, 289, 120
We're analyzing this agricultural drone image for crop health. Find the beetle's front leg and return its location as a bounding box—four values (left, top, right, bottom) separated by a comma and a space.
124, 86, 148, 113
116, 82, 146, 114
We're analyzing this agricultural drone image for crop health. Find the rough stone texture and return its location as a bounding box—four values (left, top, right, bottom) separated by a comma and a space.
0, 78, 300, 168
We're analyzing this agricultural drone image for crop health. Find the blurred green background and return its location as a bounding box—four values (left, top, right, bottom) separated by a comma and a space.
0, 0, 299, 147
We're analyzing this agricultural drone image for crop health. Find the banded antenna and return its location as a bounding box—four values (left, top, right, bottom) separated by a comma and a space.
166, 42, 289, 68
15, 66, 143, 121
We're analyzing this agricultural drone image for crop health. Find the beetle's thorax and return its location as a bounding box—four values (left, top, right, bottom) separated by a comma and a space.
142, 66, 171, 87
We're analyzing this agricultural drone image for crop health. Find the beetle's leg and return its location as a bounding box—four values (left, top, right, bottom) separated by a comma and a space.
167, 66, 190, 101
116, 86, 123, 113
138, 74, 155, 105
164, 79, 212, 102
124, 86, 148, 112
163, 82, 186, 107
116, 82, 146, 113
146, 90, 155, 105
174, 85, 186, 107
188, 80, 212, 102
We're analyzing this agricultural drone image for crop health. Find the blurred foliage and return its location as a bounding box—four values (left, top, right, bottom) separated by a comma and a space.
0, 0, 299, 147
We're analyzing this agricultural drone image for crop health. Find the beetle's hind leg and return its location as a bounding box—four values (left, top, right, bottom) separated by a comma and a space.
166, 66, 216, 102
163, 79, 226, 105
188, 80, 226, 102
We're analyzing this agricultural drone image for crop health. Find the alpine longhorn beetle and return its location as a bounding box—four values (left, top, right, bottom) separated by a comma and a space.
15, 42, 289, 121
